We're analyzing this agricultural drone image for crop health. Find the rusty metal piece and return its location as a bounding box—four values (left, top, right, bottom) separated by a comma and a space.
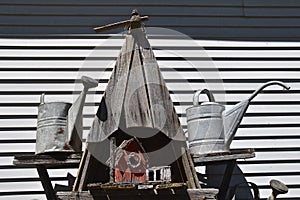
35, 97, 72, 154
268, 179, 288, 200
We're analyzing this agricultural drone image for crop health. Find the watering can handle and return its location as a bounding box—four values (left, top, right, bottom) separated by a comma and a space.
40, 93, 45, 104
193, 89, 215, 106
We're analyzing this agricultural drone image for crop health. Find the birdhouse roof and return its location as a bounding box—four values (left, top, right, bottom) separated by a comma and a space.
88, 28, 185, 143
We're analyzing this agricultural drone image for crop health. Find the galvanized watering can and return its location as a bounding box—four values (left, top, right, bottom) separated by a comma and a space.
36, 98, 72, 154
35, 76, 98, 154
186, 81, 290, 155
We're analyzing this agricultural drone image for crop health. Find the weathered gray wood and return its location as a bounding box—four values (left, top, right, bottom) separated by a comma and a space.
187, 189, 219, 200
57, 191, 93, 200
186, 149, 201, 189
13, 154, 82, 199
109, 137, 116, 183
78, 151, 92, 192
88, 27, 186, 144
181, 147, 201, 189
140, 30, 185, 141
193, 149, 255, 164
182, 149, 196, 189
13, 153, 81, 168
73, 149, 88, 192
123, 42, 153, 128
87, 33, 135, 142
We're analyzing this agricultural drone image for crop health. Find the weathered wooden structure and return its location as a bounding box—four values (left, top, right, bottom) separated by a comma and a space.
67, 10, 206, 199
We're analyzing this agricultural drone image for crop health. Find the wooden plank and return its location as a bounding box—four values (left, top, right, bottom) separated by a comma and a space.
181, 149, 196, 189
72, 148, 88, 192
88, 32, 134, 142
185, 149, 201, 189
77, 151, 92, 192
123, 42, 152, 128
187, 189, 218, 200
13, 153, 81, 168
193, 149, 255, 164
140, 29, 186, 140
57, 191, 92, 200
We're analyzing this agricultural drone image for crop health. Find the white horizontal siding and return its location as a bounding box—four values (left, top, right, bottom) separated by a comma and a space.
0, 37, 299, 200
3, 49, 300, 58
2, 38, 300, 47
2, 71, 300, 80
0, 195, 46, 200
1, 93, 299, 103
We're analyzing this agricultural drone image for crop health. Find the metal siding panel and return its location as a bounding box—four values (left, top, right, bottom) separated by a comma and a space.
0, 0, 300, 40
0, 6, 243, 16
0, 0, 244, 6
245, 0, 300, 7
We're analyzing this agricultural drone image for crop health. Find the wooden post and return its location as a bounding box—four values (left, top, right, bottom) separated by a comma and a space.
73, 148, 88, 192
217, 160, 236, 200
181, 147, 200, 189
109, 137, 116, 183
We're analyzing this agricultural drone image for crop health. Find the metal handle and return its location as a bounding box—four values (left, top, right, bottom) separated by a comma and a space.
40, 93, 45, 105
81, 76, 98, 91
268, 179, 288, 200
248, 81, 290, 101
193, 89, 215, 106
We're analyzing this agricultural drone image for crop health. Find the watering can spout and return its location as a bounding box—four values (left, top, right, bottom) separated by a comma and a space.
67, 76, 98, 152
223, 81, 290, 149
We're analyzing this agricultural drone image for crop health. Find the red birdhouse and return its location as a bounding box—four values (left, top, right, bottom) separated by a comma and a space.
111, 138, 148, 184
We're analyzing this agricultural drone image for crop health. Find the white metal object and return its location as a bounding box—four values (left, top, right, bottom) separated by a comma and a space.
186, 81, 290, 154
